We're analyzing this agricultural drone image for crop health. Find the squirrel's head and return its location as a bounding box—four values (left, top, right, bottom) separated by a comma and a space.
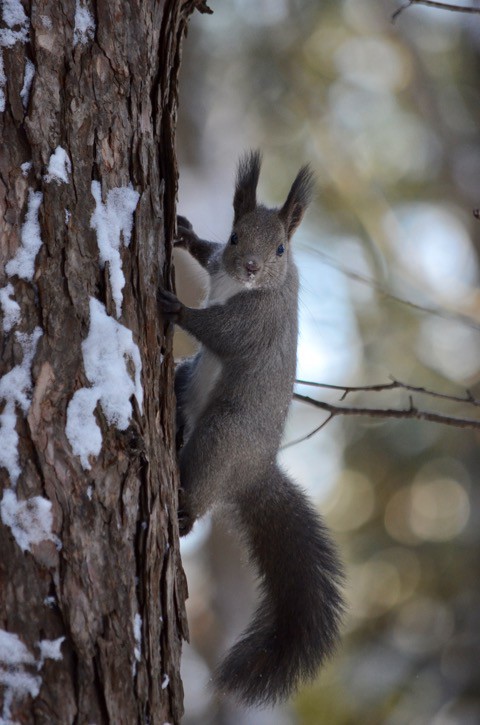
223, 151, 314, 289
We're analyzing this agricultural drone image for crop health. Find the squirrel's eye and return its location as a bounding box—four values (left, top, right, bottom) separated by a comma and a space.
230, 232, 238, 245
276, 244, 285, 257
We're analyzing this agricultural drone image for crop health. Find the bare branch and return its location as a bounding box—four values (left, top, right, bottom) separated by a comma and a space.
295, 378, 480, 406
292, 392, 480, 436
393, 0, 480, 21
286, 378, 480, 447
281, 413, 334, 450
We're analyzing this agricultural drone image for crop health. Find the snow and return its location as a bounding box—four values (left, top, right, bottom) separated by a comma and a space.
0, 25, 28, 48
20, 161, 32, 177
0, 329, 42, 412
0, 630, 64, 721
0, 328, 42, 484
0, 628, 40, 721
73, 1, 95, 47
0, 284, 21, 333
0, 667, 41, 697
0, 0, 30, 113
0, 329, 57, 554
37, 637, 65, 667
0, 630, 34, 666
66, 298, 143, 469
2, 0, 28, 28
20, 58, 34, 109
0, 489, 60, 553
65, 388, 102, 468
90, 181, 140, 317
45, 146, 71, 184
0, 53, 5, 113
5, 190, 43, 281
161, 674, 170, 690
0, 402, 20, 483
82, 299, 143, 419
40, 15, 52, 30
133, 614, 142, 662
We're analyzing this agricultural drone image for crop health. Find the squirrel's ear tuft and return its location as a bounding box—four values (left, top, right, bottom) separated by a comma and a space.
233, 150, 262, 224
278, 165, 315, 239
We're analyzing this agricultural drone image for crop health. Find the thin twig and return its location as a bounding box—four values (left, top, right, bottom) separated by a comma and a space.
293, 392, 480, 431
393, 0, 480, 21
295, 378, 480, 406
393, 0, 415, 19
281, 414, 334, 450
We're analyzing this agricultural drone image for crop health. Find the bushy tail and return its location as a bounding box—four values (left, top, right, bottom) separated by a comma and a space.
213, 465, 344, 707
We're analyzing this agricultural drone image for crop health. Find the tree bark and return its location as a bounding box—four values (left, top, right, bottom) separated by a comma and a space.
0, 1, 203, 722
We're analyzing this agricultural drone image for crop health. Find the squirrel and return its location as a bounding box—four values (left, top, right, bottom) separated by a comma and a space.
158, 151, 344, 707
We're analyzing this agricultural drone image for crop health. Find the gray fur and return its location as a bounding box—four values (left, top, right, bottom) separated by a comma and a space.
161, 152, 344, 706
233, 150, 262, 224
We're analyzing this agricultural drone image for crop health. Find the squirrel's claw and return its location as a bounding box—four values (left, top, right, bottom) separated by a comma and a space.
178, 508, 195, 536
177, 215, 193, 231
175, 215, 197, 248
178, 488, 195, 536
158, 287, 183, 323
174, 237, 188, 249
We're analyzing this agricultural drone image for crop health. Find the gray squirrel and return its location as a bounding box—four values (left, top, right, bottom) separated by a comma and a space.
158, 151, 344, 707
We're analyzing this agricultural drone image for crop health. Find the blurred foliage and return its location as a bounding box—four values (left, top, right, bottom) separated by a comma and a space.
176, 1, 480, 723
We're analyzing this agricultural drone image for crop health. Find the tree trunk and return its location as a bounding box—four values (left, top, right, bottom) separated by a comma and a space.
0, 1, 205, 722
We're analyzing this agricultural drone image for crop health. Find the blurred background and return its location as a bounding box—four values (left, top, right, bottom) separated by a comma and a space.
174, 1, 480, 722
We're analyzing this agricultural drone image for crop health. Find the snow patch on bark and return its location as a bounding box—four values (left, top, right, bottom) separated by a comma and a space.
45, 146, 71, 184
20, 161, 32, 177
90, 181, 140, 317
66, 298, 143, 469
1, 0, 28, 28
73, 1, 95, 47
134, 613, 142, 662
37, 637, 65, 668
0, 53, 6, 113
0, 323, 57, 558
0, 284, 21, 333
0, 0, 30, 112
0, 629, 65, 721
0, 329, 42, 484
0, 631, 34, 666
20, 58, 34, 109
0, 490, 60, 553
5, 190, 43, 281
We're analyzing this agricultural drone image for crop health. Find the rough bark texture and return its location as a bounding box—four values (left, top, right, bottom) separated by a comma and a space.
0, 0, 205, 722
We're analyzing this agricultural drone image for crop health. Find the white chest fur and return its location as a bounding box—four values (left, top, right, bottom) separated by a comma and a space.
208, 268, 244, 305
184, 269, 243, 436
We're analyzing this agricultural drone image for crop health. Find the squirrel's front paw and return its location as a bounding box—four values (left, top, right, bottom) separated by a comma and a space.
178, 508, 195, 536
178, 488, 196, 536
175, 215, 197, 249
158, 287, 184, 324
177, 215, 193, 231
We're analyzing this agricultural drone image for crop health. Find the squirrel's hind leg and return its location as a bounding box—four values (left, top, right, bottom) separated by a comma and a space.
174, 356, 199, 450
177, 409, 240, 535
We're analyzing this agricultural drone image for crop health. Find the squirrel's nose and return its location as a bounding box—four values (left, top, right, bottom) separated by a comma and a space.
245, 259, 260, 274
